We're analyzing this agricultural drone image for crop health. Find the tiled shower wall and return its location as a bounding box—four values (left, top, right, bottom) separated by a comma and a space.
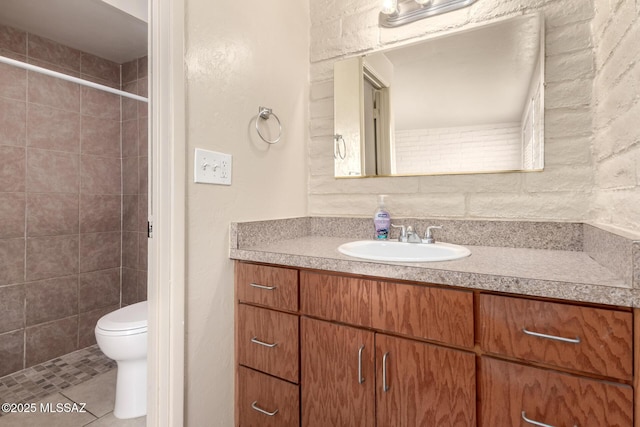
121, 57, 149, 305
0, 25, 148, 377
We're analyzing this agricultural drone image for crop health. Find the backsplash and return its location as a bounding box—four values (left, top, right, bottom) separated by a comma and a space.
231, 217, 583, 251
231, 217, 640, 290
308, 0, 638, 233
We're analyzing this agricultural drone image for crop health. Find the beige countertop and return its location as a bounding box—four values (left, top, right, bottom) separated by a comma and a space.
230, 235, 636, 308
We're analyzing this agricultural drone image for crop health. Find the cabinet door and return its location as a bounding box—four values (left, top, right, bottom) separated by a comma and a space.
479, 357, 633, 427
376, 334, 476, 427
301, 317, 375, 427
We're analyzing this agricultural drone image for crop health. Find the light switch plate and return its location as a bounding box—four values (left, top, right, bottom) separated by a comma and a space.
194, 148, 232, 185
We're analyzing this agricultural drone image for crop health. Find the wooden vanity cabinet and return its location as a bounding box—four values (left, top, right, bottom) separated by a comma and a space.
235, 263, 300, 427
236, 262, 298, 311
478, 294, 634, 427
479, 357, 633, 427
237, 366, 300, 427
235, 261, 638, 427
300, 271, 476, 427
479, 294, 633, 380
237, 304, 299, 383
372, 281, 474, 348
375, 334, 476, 426
300, 319, 476, 427
301, 317, 375, 427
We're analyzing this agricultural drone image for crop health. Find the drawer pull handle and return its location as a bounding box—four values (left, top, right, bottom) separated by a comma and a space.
521, 411, 576, 427
521, 411, 554, 427
382, 351, 390, 392
249, 283, 277, 291
522, 328, 581, 344
251, 401, 279, 417
358, 345, 365, 384
251, 337, 278, 348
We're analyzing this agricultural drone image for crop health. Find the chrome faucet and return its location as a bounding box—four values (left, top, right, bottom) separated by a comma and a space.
406, 226, 422, 243
391, 224, 422, 243
424, 225, 443, 244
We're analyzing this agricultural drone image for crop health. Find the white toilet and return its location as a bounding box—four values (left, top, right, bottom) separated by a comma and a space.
95, 301, 148, 419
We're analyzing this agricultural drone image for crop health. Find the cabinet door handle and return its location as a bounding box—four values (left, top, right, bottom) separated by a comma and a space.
251, 401, 279, 417
249, 282, 277, 291
251, 337, 278, 348
358, 345, 365, 384
521, 411, 577, 427
382, 351, 390, 392
522, 328, 581, 344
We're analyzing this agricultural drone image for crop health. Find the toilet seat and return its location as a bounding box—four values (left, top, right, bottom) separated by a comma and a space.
96, 301, 148, 336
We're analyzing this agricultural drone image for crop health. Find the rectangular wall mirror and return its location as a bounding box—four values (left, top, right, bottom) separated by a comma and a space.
334, 12, 545, 178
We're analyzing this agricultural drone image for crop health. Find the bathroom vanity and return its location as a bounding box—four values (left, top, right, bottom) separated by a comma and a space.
231, 217, 640, 427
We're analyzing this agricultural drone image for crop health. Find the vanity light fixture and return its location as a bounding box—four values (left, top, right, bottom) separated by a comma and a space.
379, 0, 478, 27
381, 0, 399, 15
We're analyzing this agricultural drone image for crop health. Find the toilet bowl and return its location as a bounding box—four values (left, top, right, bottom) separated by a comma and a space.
95, 301, 148, 419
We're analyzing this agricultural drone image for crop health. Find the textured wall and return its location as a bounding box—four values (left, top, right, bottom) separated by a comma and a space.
591, 0, 640, 233
184, 1, 309, 425
309, 0, 596, 221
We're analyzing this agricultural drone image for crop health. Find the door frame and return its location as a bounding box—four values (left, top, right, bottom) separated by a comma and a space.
148, 0, 186, 425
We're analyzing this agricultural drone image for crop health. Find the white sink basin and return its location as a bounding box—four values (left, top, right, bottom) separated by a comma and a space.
338, 240, 471, 262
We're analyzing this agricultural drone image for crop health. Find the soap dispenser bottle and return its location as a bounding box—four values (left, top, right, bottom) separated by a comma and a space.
373, 195, 391, 240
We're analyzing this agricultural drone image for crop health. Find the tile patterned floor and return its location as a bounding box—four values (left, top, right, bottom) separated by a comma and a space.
0, 370, 146, 426
0, 345, 115, 417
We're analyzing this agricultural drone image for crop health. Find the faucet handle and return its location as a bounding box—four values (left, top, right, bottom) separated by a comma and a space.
424, 225, 443, 244
391, 224, 407, 242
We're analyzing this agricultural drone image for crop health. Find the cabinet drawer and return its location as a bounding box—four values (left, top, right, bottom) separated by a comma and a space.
372, 282, 474, 348
237, 366, 299, 427
236, 262, 298, 311
479, 294, 633, 380
237, 304, 299, 383
300, 271, 373, 327
479, 357, 633, 427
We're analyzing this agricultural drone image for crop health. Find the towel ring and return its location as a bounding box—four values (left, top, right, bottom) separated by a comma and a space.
334, 134, 346, 160
255, 106, 282, 144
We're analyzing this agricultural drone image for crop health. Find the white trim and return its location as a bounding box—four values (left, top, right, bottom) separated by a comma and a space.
148, 0, 185, 425
0, 55, 149, 102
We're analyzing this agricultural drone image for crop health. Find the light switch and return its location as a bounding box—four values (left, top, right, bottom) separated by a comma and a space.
194, 148, 232, 185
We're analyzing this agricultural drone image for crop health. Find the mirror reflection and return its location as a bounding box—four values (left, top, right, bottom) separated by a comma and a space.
334, 13, 545, 178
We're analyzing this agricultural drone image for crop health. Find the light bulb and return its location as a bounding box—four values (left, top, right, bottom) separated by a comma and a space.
381, 0, 398, 15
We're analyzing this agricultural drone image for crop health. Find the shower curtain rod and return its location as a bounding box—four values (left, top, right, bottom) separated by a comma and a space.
0, 54, 149, 103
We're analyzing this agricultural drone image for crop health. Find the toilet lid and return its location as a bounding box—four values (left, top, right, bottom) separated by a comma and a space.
97, 301, 147, 332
